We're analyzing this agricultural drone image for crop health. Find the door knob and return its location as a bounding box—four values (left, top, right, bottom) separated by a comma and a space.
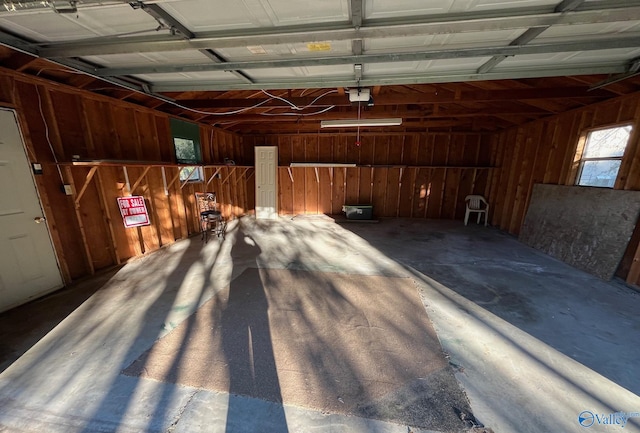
34, 217, 46, 224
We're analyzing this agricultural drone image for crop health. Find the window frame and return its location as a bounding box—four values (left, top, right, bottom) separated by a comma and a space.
170, 118, 204, 183
575, 123, 633, 189
179, 165, 204, 183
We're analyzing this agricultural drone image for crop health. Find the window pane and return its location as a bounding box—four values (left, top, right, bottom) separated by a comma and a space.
174, 138, 198, 164
577, 160, 621, 188
582, 125, 631, 158
179, 166, 203, 182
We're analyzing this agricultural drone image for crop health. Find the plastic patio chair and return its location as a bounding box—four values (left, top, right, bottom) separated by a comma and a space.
464, 195, 489, 227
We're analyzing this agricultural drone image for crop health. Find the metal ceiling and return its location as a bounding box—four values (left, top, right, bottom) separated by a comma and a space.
1, 0, 640, 133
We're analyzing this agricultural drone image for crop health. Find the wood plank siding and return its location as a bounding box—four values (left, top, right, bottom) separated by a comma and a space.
3, 66, 640, 286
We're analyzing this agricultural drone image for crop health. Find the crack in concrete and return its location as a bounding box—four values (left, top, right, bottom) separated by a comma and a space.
165, 390, 199, 433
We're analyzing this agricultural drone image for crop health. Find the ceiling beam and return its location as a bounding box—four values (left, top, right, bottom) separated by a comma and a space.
133, 3, 254, 84
151, 64, 628, 92
140, 3, 196, 38
194, 107, 553, 123
96, 36, 640, 76
174, 87, 613, 109
350, 0, 363, 29
37, 6, 640, 58
477, 0, 585, 74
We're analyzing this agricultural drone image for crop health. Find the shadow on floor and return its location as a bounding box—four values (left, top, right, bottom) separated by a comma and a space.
0, 268, 119, 373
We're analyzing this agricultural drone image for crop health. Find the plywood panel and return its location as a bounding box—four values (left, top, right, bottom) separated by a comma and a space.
402, 135, 419, 165
318, 136, 333, 163
291, 136, 305, 162
135, 111, 161, 161
278, 136, 292, 165
305, 167, 319, 214
292, 167, 306, 215
358, 167, 373, 205
81, 99, 114, 159
332, 167, 346, 215
318, 167, 332, 214
278, 168, 293, 216
520, 184, 640, 280
426, 169, 444, 219
386, 168, 401, 217
112, 105, 140, 160
412, 169, 429, 218
50, 90, 87, 159
441, 168, 460, 220
148, 168, 174, 247
156, 116, 174, 162
456, 169, 474, 220
332, 136, 347, 164
358, 136, 374, 165
345, 167, 359, 204
398, 168, 413, 217
388, 136, 403, 165
417, 135, 434, 166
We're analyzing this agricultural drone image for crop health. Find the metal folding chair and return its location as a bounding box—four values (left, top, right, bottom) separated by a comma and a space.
195, 192, 225, 242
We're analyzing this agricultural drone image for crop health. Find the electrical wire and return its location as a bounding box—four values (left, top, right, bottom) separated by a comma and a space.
164, 96, 275, 116
35, 85, 65, 184
259, 105, 335, 117
260, 88, 337, 111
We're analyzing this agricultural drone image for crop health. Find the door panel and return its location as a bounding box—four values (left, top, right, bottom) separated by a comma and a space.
0, 109, 63, 312
255, 146, 278, 220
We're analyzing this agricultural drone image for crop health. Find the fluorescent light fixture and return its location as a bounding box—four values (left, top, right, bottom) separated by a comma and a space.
320, 118, 402, 128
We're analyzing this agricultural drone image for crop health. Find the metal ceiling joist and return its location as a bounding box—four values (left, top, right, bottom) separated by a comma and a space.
151, 64, 627, 92
137, 2, 195, 38
477, 0, 585, 74
0, 31, 153, 95
96, 36, 640, 76
199, 49, 253, 84
132, 2, 253, 84
173, 87, 614, 109
350, 0, 363, 29
38, 6, 640, 58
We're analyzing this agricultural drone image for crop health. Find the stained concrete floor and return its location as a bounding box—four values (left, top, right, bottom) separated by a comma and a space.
0, 216, 639, 433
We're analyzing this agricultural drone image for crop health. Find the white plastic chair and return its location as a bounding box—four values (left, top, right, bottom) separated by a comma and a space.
464, 195, 489, 226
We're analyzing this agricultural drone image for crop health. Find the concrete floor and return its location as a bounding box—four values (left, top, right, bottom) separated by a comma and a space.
0, 216, 639, 433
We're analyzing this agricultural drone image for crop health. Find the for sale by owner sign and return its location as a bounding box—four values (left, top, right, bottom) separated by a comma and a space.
117, 196, 150, 228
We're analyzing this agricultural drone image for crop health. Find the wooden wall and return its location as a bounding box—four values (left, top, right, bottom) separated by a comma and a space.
5, 63, 640, 286
243, 133, 495, 218
488, 91, 640, 285
0, 69, 250, 283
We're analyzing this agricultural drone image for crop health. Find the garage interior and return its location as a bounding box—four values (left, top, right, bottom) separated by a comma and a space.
1, 1, 640, 432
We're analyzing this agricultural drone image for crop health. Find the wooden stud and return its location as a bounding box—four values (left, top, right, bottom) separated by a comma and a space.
130, 166, 151, 193
95, 168, 120, 265
206, 166, 222, 186
64, 166, 95, 275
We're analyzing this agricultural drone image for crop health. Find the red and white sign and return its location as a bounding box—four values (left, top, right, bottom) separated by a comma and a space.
117, 196, 150, 228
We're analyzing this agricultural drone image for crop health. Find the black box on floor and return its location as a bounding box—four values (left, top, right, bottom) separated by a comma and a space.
342, 205, 373, 220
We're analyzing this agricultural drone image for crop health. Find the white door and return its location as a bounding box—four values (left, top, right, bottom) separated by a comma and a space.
0, 109, 63, 312
255, 146, 278, 220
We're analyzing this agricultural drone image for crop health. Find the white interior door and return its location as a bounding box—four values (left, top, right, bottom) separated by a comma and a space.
255, 146, 278, 220
0, 109, 63, 313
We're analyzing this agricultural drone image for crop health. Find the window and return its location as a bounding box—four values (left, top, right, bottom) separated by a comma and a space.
576, 125, 632, 188
170, 118, 203, 182
179, 166, 203, 182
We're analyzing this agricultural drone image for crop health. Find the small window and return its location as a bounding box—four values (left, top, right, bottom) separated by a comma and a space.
170, 118, 203, 182
179, 166, 203, 182
576, 125, 632, 188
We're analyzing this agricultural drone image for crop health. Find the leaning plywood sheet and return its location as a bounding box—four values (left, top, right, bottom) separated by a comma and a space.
519, 184, 640, 280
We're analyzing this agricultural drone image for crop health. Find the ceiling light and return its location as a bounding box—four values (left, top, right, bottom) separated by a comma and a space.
320, 118, 402, 128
